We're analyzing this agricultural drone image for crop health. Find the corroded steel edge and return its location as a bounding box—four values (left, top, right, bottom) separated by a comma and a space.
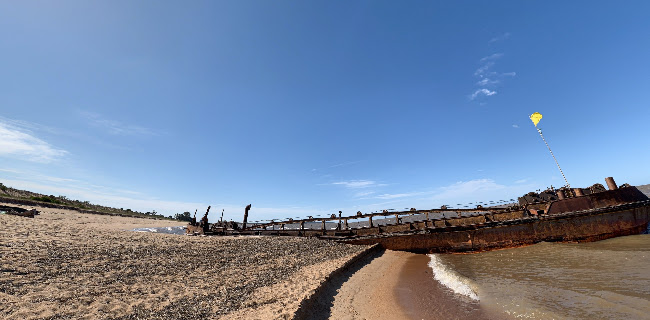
343, 200, 650, 253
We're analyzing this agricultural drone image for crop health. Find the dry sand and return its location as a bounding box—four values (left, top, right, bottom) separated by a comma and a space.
0, 204, 370, 320
325, 250, 414, 320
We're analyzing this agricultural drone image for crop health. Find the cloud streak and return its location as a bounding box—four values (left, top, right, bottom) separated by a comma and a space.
354, 191, 375, 198
476, 78, 499, 86
480, 53, 503, 62
474, 62, 495, 76
80, 111, 159, 136
429, 179, 533, 205
374, 192, 427, 200
471, 89, 497, 100
470, 36, 515, 101
489, 32, 511, 43
331, 180, 385, 188
311, 160, 363, 173
0, 119, 67, 163
334, 179, 535, 215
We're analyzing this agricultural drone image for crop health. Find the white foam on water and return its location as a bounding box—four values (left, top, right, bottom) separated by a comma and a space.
428, 254, 479, 301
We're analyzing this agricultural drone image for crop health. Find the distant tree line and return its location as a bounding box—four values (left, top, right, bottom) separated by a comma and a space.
173, 211, 192, 222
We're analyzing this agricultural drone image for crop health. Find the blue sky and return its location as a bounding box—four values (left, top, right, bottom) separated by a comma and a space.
1, 1, 649, 221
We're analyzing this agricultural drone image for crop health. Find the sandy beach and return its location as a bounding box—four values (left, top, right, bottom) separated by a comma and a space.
0, 202, 513, 320
0, 204, 371, 319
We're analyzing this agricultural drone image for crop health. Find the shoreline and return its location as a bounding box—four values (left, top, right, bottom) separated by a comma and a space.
322, 250, 504, 319
395, 254, 502, 320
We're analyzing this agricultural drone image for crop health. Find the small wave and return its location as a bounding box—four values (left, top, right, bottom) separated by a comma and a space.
428, 254, 479, 301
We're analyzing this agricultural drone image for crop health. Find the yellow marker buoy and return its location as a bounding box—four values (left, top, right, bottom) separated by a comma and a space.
530, 112, 542, 127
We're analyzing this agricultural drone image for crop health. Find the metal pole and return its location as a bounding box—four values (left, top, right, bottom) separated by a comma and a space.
243, 204, 251, 230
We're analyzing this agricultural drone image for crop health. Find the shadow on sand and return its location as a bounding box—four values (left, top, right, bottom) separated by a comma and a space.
292, 246, 386, 320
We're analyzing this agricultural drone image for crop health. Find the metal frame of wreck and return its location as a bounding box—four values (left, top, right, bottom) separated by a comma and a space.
236, 206, 514, 236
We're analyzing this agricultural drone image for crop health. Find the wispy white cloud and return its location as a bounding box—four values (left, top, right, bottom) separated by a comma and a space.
335, 179, 535, 215
429, 179, 532, 205
311, 160, 362, 172
474, 62, 495, 76
80, 111, 158, 136
0, 119, 67, 163
331, 180, 385, 188
476, 78, 500, 86
489, 32, 511, 43
480, 53, 503, 62
375, 192, 425, 200
328, 160, 362, 169
354, 191, 375, 198
434, 179, 505, 200
512, 124, 519, 128
471, 40, 515, 100
470, 88, 497, 100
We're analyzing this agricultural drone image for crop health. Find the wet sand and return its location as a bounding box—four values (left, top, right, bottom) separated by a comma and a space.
0, 203, 370, 319
325, 250, 413, 320
324, 250, 507, 320
395, 254, 501, 320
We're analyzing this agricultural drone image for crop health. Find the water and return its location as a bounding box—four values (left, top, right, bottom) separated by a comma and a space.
429, 233, 650, 319
132, 226, 186, 235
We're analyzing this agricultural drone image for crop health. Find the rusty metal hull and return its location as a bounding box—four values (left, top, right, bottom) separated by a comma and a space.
342, 201, 650, 253
192, 184, 650, 253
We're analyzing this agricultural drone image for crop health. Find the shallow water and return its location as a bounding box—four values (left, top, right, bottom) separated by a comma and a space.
132, 225, 186, 235
430, 233, 650, 319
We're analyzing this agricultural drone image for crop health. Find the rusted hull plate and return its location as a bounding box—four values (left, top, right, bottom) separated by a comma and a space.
343, 204, 650, 253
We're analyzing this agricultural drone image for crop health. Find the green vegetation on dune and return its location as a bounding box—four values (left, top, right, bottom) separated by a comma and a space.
0, 183, 183, 221
30, 195, 64, 204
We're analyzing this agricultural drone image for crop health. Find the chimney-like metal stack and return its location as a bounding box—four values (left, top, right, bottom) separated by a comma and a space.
605, 177, 618, 190
243, 204, 252, 230
574, 188, 584, 197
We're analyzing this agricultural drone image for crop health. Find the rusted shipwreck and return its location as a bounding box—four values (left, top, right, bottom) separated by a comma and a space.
187, 177, 650, 253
